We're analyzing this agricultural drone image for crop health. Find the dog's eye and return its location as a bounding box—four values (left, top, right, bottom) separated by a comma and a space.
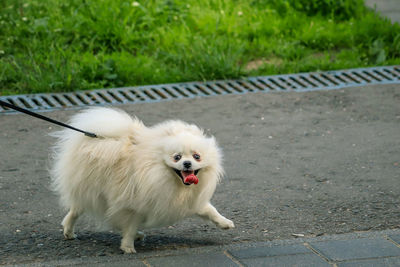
193, 153, 201, 161
173, 154, 182, 162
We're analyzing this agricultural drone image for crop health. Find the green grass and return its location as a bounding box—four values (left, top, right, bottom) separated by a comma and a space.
1, 0, 400, 95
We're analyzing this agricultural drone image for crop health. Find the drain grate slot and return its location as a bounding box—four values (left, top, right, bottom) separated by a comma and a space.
237, 81, 257, 92
373, 70, 391, 80
32, 98, 43, 107
22, 97, 37, 109
353, 71, 372, 83
51, 95, 69, 107
247, 79, 268, 91
279, 77, 296, 89
118, 90, 134, 102
320, 73, 340, 86
6, 98, 17, 107
256, 79, 276, 90
1, 65, 399, 114
96, 92, 113, 103
6, 98, 24, 109
130, 89, 147, 101
142, 89, 160, 100
33, 96, 50, 108
162, 87, 179, 98
336, 73, 356, 84
40, 96, 56, 108
300, 76, 318, 87
205, 83, 224, 95
183, 85, 200, 96
152, 88, 169, 99
289, 76, 308, 88
66, 94, 85, 106
85, 92, 104, 104
106, 91, 123, 103
1, 99, 12, 111
193, 84, 212, 96
383, 69, 398, 78
17, 97, 33, 109
172, 86, 189, 97
267, 78, 286, 90
180, 85, 199, 96
362, 71, 381, 82
344, 72, 363, 84
62, 95, 75, 106
123, 90, 140, 102
310, 74, 329, 87
74, 93, 92, 105
114, 91, 130, 102
316, 73, 337, 86
333, 74, 347, 84
215, 83, 233, 93
226, 82, 245, 93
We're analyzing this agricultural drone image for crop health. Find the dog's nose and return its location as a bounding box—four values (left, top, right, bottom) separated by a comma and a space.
183, 161, 192, 169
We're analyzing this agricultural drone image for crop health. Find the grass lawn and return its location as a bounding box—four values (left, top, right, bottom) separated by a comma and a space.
1, 0, 400, 95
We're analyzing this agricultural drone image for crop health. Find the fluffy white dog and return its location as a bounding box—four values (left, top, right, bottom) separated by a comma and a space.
51, 107, 234, 253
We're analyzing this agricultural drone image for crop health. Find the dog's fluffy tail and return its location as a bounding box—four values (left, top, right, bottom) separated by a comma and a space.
66, 107, 144, 139
50, 108, 144, 210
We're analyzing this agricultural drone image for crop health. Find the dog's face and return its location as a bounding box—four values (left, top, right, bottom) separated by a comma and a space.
170, 150, 202, 185
161, 132, 220, 186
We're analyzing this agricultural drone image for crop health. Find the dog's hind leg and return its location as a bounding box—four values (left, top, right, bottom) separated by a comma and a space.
120, 223, 138, 254
111, 210, 141, 254
62, 207, 82, 240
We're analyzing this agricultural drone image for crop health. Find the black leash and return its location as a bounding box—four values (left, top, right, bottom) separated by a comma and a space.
0, 99, 98, 138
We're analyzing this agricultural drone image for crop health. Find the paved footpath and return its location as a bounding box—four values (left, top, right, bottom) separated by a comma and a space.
1, 82, 399, 266
365, 0, 400, 23
8, 229, 400, 266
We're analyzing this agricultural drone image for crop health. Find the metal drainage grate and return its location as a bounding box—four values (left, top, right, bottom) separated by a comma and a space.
1, 65, 399, 114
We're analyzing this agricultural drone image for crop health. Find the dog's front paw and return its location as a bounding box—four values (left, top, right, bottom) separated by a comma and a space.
217, 218, 235, 229
120, 244, 137, 254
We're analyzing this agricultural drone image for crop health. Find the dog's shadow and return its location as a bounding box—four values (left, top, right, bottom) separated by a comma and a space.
1, 229, 223, 263
76, 231, 220, 253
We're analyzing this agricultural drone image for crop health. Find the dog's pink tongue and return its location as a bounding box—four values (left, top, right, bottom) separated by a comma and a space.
184, 174, 199, 185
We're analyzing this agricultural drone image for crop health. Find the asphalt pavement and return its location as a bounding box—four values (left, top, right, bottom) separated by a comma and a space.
1, 82, 400, 266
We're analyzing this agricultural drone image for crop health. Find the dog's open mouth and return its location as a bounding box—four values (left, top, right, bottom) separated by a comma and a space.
173, 169, 200, 185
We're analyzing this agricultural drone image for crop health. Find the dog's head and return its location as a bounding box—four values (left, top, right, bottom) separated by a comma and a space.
161, 129, 222, 186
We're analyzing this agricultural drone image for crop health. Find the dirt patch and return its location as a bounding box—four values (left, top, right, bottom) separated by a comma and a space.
245, 57, 283, 71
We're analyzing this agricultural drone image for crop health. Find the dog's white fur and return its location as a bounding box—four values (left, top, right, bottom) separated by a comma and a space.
51, 107, 234, 253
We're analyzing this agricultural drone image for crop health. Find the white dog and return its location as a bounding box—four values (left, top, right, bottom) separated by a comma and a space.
50, 108, 234, 253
